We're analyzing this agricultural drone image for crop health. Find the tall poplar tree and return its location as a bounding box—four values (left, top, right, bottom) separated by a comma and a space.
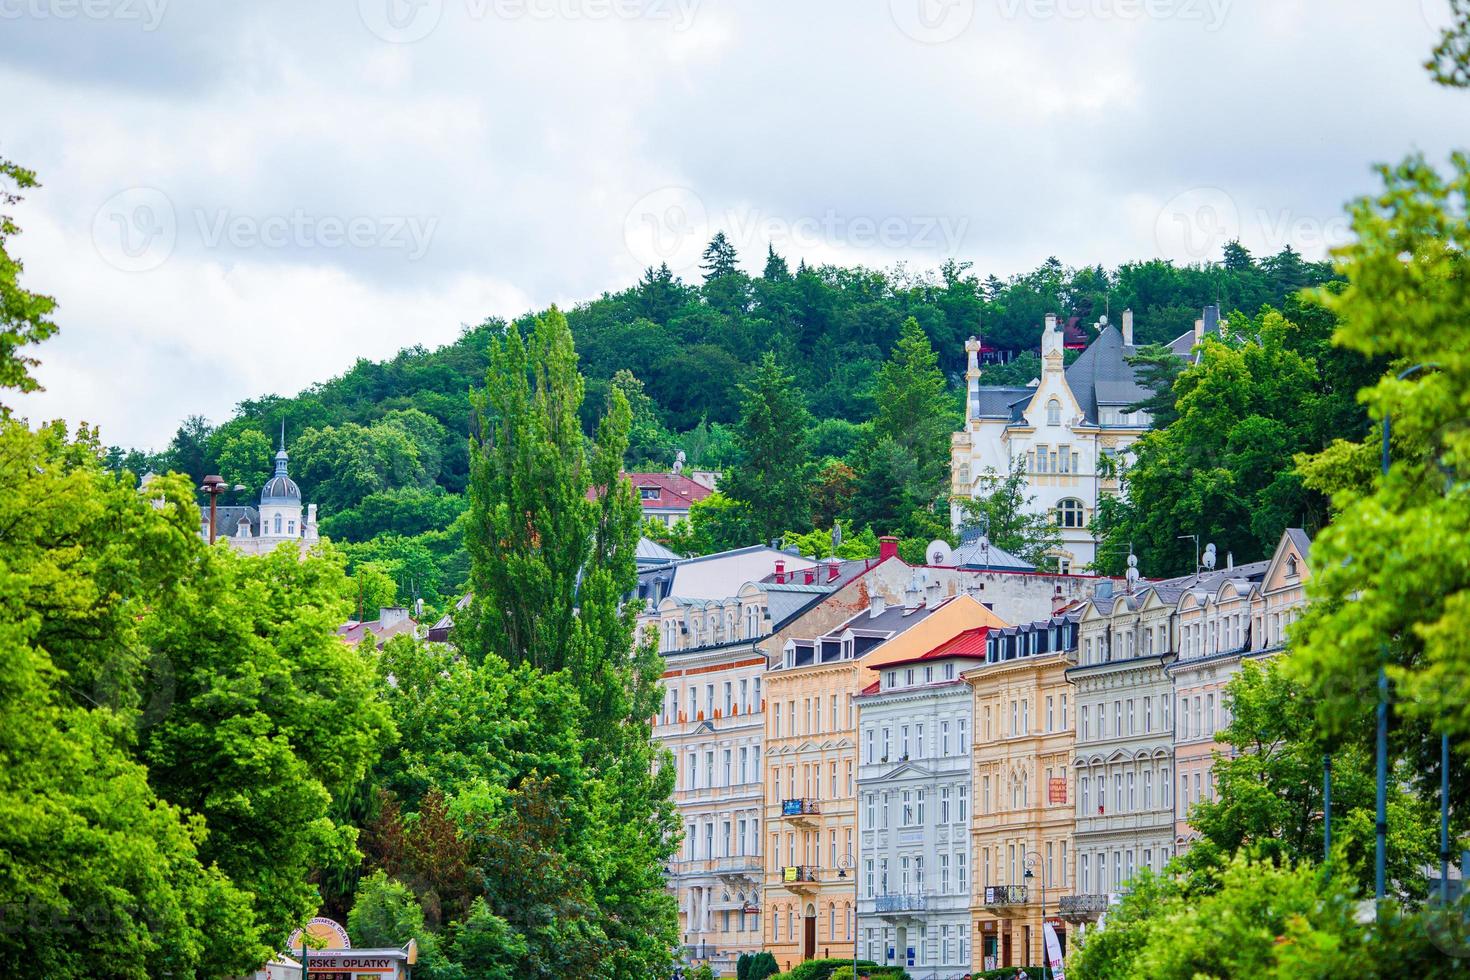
462, 306, 679, 977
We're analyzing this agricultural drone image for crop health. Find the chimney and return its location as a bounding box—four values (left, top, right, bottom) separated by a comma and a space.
1226, 551, 1234, 570
774, 559, 785, 584
1042, 313, 1061, 357
804, 568, 816, 585
870, 594, 886, 618
827, 558, 841, 583
1122, 308, 1134, 347
379, 606, 409, 629
878, 536, 900, 561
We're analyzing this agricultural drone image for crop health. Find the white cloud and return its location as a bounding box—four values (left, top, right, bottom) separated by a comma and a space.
2, 0, 1468, 446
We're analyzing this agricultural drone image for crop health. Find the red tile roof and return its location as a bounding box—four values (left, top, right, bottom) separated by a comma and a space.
588, 472, 714, 509
881, 626, 992, 668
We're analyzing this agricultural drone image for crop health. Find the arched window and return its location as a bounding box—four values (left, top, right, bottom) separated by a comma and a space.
1056, 498, 1086, 529
1047, 398, 1061, 426
273, 513, 282, 534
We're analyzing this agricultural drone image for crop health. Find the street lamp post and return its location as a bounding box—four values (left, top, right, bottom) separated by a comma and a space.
1024, 850, 1050, 970
837, 851, 857, 980
199, 475, 246, 544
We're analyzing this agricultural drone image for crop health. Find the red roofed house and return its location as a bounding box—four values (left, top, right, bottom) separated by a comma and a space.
610, 472, 715, 527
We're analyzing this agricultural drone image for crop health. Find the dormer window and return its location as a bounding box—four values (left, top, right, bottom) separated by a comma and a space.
885, 671, 896, 689
1286, 555, 1299, 578
639, 486, 660, 501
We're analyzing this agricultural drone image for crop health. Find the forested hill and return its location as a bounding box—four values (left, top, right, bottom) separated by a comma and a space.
112, 237, 1339, 614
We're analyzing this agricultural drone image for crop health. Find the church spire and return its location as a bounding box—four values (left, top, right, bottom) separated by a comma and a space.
274, 420, 289, 477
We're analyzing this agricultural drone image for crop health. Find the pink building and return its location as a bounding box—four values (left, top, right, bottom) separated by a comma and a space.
1169, 529, 1312, 851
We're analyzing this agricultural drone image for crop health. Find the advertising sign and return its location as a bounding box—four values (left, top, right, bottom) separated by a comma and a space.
1043, 920, 1067, 980
1048, 776, 1068, 804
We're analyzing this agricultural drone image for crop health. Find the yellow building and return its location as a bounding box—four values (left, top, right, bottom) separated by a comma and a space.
967, 613, 1079, 972
760, 590, 1008, 971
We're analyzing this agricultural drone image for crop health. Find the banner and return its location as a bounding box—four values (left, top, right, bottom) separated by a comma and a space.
1043, 920, 1067, 980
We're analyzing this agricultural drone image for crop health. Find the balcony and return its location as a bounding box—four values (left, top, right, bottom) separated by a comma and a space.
981, 884, 1029, 915
1057, 894, 1110, 922
713, 858, 763, 888
781, 866, 820, 894
780, 798, 821, 828
873, 893, 927, 921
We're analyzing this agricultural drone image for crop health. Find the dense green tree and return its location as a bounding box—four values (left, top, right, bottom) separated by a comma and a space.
1093, 309, 1345, 576
1180, 662, 1436, 899
461, 307, 679, 976
0, 157, 57, 407
163, 414, 217, 485
213, 427, 273, 498
0, 422, 263, 979
141, 544, 396, 946
956, 458, 1061, 568
721, 352, 813, 544
1070, 859, 1468, 978
1287, 152, 1470, 823
865, 316, 957, 506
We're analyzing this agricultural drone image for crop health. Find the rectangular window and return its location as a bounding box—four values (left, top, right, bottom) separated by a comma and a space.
940, 854, 950, 892
958, 784, 968, 822
958, 850, 968, 892
958, 717, 968, 750
941, 720, 950, 756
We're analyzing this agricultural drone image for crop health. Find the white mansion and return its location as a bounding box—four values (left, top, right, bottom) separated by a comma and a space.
950, 307, 1221, 571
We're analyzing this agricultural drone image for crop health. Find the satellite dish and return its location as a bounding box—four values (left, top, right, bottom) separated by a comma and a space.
927, 539, 953, 566
1202, 543, 1218, 571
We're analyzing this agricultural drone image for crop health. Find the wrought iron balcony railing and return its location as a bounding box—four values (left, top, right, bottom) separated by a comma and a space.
874, 893, 927, 913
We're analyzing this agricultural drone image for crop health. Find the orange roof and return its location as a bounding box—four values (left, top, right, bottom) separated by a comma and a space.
880, 625, 991, 669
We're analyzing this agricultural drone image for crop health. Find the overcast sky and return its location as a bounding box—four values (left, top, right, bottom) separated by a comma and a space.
3, 0, 1466, 449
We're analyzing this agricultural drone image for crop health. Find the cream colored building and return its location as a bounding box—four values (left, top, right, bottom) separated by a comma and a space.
969, 614, 1079, 972
951, 307, 1224, 571
1169, 529, 1311, 850
950, 313, 1151, 571
760, 592, 1008, 972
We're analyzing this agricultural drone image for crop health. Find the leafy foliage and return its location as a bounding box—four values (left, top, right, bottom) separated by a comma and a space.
0, 157, 57, 406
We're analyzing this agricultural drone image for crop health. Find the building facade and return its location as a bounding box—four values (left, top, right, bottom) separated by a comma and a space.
950, 312, 1152, 571
658, 637, 768, 972
760, 592, 1007, 972
969, 614, 1079, 972
1061, 555, 1269, 933
1169, 530, 1311, 850
950, 307, 1225, 571
192, 436, 321, 554
854, 628, 987, 975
